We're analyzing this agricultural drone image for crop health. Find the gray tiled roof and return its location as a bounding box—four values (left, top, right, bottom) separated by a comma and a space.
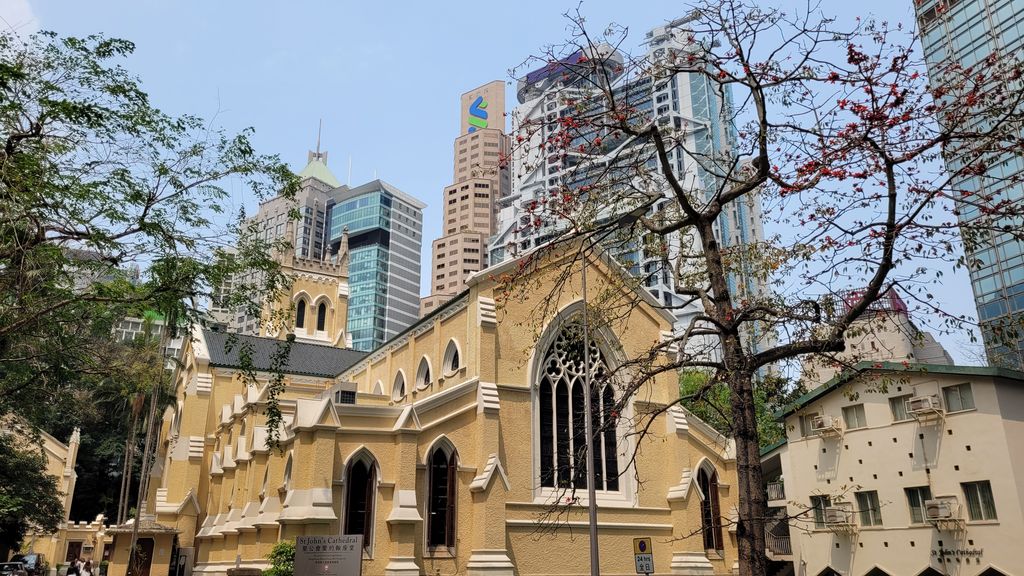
203, 330, 367, 378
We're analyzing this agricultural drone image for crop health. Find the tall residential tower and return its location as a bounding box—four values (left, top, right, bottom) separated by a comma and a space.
420, 81, 511, 316
490, 18, 766, 333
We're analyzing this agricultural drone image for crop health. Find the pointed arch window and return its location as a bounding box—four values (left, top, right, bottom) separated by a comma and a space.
296, 299, 307, 329
427, 446, 457, 550
317, 302, 328, 331
416, 357, 432, 390
344, 453, 376, 551
283, 453, 294, 491
392, 372, 406, 402
537, 319, 619, 491
698, 465, 724, 553
443, 340, 461, 374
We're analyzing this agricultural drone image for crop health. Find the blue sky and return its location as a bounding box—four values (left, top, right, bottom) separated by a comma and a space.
2, 0, 981, 361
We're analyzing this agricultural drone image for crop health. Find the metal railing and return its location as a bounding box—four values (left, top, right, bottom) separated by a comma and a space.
766, 481, 786, 501
766, 531, 792, 556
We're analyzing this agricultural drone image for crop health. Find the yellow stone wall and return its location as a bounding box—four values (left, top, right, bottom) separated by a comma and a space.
263, 250, 350, 347
11, 425, 113, 568
134, 248, 739, 576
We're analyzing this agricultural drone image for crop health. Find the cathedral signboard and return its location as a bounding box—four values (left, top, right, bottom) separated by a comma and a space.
295, 535, 363, 576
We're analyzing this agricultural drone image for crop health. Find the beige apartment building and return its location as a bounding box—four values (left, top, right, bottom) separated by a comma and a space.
421, 81, 511, 316
761, 295, 1023, 576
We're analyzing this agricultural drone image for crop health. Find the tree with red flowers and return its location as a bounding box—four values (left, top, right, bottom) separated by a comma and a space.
498, 1, 1024, 573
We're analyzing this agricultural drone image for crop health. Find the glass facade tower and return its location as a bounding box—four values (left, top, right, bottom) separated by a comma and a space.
327, 180, 425, 351
915, 0, 1024, 367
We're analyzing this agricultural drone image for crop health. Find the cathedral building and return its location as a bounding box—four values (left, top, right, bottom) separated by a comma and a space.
110, 241, 742, 576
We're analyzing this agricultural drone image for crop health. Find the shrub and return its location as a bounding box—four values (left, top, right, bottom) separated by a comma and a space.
263, 540, 294, 576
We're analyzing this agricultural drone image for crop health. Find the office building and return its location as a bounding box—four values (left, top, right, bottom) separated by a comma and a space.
421, 81, 511, 316
113, 311, 186, 363
490, 17, 766, 333
325, 179, 425, 351
914, 0, 1024, 368
224, 148, 424, 348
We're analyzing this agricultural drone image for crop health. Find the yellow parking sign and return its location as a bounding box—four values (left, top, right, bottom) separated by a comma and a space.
633, 537, 653, 574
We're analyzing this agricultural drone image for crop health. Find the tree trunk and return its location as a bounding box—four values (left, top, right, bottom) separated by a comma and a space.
128, 385, 160, 574
118, 395, 143, 525
728, 367, 768, 576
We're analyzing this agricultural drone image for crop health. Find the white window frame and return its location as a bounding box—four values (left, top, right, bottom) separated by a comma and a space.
942, 383, 975, 413
889, 394, 912, 422
855, 490, 883, 526
842, 404, 867, 429
962, 480, 997, 521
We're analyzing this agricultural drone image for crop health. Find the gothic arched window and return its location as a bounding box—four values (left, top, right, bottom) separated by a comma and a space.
427, 445, 457, 550
537, 319, 619, 491
296, 299, 307, 329
392, 372, 406, 402
698, 465, 724, 553
317, 302, 327, 331
443, 340, 460, 374
344, 453, 376, 551
283, 452, 294, 491
416, 357, 432, 390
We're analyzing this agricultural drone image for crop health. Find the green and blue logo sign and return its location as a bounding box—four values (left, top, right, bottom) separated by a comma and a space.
467, 96, 488, 133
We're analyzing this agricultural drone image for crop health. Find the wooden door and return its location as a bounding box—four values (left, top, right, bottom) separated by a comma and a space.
65, 541, 83, 563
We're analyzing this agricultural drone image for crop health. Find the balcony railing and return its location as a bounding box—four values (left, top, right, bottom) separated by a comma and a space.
766, 531, 792, 556
766, 481, 786, 501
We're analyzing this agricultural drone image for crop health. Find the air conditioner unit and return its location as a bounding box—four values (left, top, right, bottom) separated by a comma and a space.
907, 395, 942, 413
811, 415, 837, 433
824, 507, 850, 524
925, 499, 954, 520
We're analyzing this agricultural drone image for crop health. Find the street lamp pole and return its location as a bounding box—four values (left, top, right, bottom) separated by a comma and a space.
580, 245, 601, 576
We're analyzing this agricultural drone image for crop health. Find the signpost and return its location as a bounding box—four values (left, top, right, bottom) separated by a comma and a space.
294, 535, 363, 576
633, 537, 654, 575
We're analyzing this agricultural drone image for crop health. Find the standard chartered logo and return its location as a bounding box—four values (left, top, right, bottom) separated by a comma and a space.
467, 95, 488, 132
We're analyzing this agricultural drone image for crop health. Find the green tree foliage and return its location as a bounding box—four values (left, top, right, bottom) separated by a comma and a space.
678, 371, 805, 450
0, 30, 301, 551
0, 29, 297, 430
0, 432, 65, 559
263, 540, 295, 576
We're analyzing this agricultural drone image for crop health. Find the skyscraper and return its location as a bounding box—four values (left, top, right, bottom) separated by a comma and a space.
229, 150, 337, 335
914, 0, 1024, 367
490, 17, 766, 330
421, 81, 511, 316
326, 179, 425, 351
226, 150, 424, 349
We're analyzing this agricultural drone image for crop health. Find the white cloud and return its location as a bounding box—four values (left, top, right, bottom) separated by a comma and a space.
0, 0, 39, 36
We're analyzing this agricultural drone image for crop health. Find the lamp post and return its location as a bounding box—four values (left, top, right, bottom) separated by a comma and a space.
578, 205, 650, 576
580, 246, 601, 576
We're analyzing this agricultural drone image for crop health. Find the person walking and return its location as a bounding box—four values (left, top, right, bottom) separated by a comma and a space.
81, 561, 93, 576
